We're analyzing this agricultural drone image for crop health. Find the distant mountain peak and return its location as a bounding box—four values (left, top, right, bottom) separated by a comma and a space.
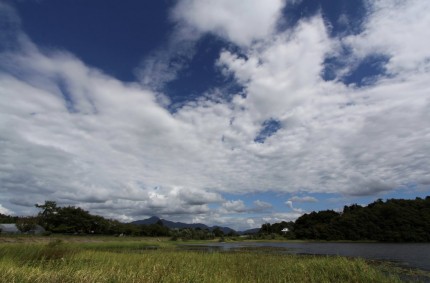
130, 217, 244, 234
147, 216, 160, 221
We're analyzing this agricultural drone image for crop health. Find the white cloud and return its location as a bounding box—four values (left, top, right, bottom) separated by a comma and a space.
136, 25, 199, 92
137, 0, 287, 90
171, 0, 286, 46
262, 212, 304, 224
285, 201, 304, 213
221, 200, 247, 213
246, 218, 255, 227
217, 15, 333, 121
176, 187, 224, 205
0, 204, 13, 215
285, 201, 293, 209
343, 0, 430, 75
289, 196, 318, 203
253, 200, 273, 210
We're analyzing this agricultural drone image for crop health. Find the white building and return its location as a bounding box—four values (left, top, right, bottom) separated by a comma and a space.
281, 228, 289, 234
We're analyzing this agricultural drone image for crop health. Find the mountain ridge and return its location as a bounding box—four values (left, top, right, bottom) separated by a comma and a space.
130, 216, 258, 235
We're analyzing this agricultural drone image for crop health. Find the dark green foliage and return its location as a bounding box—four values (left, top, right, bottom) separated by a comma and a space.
15, 217, 38, 233
249, 222, 289, 240
138, 223, 171, 237
280, 197, 430, 242
32, 201, 139, 235
35, 201, 116, 234
212, 227, 224, 237
170, 228, 215, 240
257, 221, 295, 239
294, 210, 339, 240
0, 213, 18, 223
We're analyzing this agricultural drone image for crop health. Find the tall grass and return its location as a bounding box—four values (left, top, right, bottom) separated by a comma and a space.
0, 240, 401, 282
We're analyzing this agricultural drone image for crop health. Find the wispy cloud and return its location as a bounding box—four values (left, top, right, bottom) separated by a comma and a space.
289, 196, 318, 203
285, 201, 304, 213
135, 24, 199, 93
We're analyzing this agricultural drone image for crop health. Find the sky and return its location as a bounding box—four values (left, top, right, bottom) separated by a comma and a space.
0, 0, 429, 231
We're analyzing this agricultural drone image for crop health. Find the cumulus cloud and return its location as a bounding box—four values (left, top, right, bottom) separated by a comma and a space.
217, 15, 333, 121
343, 0, 430, 75
214, 6, 430, 197
137, 0, 287, 92
221, 200, 247, 213
171, 0, 286, 46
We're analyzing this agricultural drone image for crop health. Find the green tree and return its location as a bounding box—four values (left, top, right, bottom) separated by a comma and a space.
16, 217, 37, 233
35, 200, 59, 231
212, 227, 224, 237
259, 223, 272, 235
290, 197, 430, 242
0, 213, 18, 224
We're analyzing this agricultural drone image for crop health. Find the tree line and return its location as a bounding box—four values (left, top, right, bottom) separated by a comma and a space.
2, 197, 429, 241
259, 197, 430, 242
0, 201, 226, 239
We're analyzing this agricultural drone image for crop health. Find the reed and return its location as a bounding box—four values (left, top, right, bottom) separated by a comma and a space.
0, 240, 401, 282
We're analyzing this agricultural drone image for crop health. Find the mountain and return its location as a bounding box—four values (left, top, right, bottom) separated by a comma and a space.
130, 216, 238, 234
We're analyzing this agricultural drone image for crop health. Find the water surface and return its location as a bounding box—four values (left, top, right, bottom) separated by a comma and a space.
180, 242, 430, 272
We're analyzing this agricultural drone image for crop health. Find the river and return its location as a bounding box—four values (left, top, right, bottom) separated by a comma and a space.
180, 242, 430, 272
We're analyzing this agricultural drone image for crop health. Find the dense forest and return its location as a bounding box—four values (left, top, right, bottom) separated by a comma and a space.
260, 197, 430, 242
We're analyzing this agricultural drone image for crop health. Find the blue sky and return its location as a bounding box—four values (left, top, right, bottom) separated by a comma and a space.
0, 0, 429, 230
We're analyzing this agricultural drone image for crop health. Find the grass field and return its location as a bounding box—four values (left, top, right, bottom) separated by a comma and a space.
0, 237, 402, 282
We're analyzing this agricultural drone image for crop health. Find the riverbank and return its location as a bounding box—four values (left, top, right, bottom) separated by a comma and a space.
0, 237, 403, 282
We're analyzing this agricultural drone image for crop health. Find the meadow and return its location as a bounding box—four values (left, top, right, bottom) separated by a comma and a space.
0, 237, 402, 282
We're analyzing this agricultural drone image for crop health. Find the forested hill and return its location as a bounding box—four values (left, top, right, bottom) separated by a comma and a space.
131, 216, 235, 235
288, 197, 430, 242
